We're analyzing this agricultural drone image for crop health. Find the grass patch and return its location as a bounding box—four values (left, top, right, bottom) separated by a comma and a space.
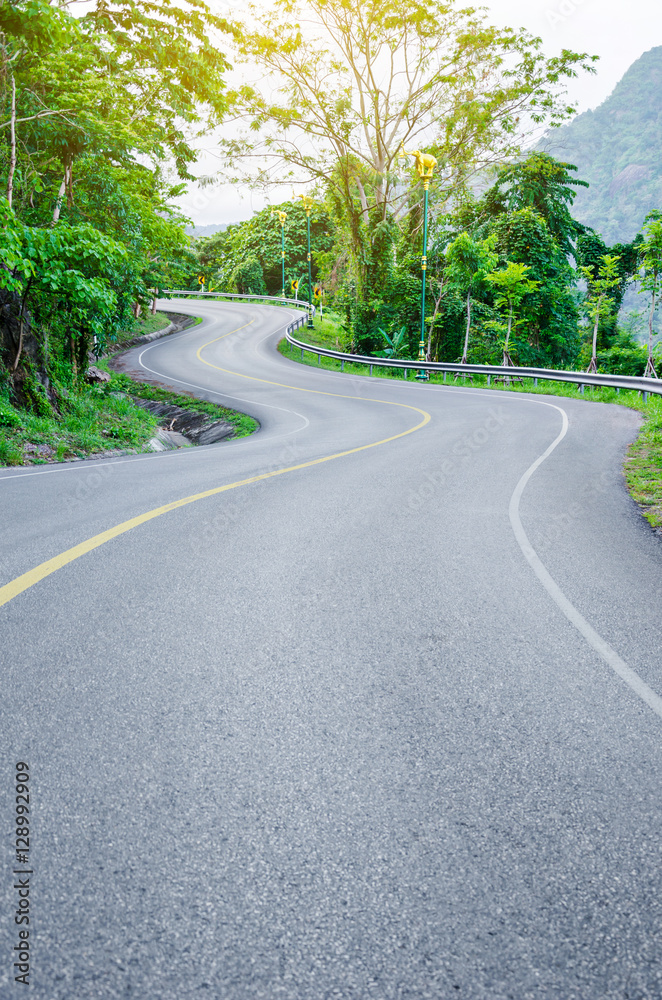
111, 311, 171, 346
296, 310, 346, 349
0, 386, 159, 467
105, 370, 258, 439
280, 326, 662, 533
0, 340, 259, 467
624, 396, 662, 532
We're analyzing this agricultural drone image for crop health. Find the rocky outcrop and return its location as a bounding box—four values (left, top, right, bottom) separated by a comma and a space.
132, 398, 236, 445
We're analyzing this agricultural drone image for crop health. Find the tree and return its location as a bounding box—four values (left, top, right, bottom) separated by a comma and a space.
1, 0, 232, 217
228, 0, 595, 318
445, 232, 498, 364
375, 325, 410, 362
576, 230, 640, 345
195, 200, 334, 296
486, 261, 539, 364
579, 254, 622, 373
486, 208, 579, 366
478, 151, 589, 257
638, 211, 662, 378
0, 0, 232, 401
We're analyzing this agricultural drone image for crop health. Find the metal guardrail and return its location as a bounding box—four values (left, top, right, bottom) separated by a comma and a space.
285, 332, 662, 402
164, 288, 315, 318
160, 291, 661, 401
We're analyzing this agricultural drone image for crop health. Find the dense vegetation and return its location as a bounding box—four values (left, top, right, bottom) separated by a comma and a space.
0, 0, 230, 418
197, 153, 661, 375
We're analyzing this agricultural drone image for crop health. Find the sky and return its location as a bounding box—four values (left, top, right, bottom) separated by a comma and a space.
175, 0, 662, 226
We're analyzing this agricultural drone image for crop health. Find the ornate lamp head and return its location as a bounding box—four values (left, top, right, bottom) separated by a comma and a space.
299, 194, 314, 215
399, 146, 437, 184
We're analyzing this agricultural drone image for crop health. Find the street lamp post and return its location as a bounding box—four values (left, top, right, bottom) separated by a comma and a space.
271, 209, 287, 297
400, 146, 437, 381
300, 195, 315, 328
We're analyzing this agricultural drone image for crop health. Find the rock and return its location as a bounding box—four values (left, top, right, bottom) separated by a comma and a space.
86, 365, 111, 383
23, 442, 54, 458
132, 398, 235, 446
147, 429, 192, 451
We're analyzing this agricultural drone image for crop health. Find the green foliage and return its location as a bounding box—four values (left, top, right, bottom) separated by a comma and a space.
597, 335, 650, 376
0, 381, 159, 466
375, 326, 411, 361
479, 152, 588, 257
486, 208, 579, 365
6, 206, 146, 362
228, 0, 595, 345
486, 261, 540, 352
579, 253, 623, 364
195, 200, 334, 296
638, 210, 662, 353
0, 0, 231, 403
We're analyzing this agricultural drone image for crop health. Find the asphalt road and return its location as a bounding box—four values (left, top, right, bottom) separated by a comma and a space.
1, 300, 662, 999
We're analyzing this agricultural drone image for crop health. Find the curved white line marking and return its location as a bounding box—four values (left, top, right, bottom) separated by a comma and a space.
279, 351, 662, 716
137, 329, 311, 433
508, 402, 662, 719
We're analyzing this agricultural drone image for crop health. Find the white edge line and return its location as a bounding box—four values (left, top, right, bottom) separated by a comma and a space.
137, 321, 311, 431
508, 402, 662, 720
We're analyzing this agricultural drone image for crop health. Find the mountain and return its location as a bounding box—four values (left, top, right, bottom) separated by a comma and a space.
185, 223, 228, 240
538, 46, 662, 245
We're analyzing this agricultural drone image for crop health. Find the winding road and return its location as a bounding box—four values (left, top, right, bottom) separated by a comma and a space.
2, 300, 662, 999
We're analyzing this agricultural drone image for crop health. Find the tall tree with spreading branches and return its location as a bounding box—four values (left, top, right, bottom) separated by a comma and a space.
225, 0, 595, 315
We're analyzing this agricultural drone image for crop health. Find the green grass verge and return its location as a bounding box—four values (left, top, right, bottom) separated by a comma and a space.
0, 386, 159, 467
106, 371, 258, 439
112, 311, 172, 346
280, 325, 662, 533
624, 399, 662, 532
0, 348, 259, 467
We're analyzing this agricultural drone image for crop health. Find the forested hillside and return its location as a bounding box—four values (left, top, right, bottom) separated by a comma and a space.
539, 46, 662, 245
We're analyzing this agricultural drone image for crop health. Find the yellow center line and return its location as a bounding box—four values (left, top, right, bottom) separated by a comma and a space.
0, 315, 431, 610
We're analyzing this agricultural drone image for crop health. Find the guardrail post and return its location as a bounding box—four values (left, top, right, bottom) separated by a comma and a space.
533, 378, 538, 388
579, 384, 584, 394
369, 364, 373, 376
300, 349, 303, 361
318, 354, 321, 365
443, 372, 446, 383
642, 390, 648, 403
487, 375, 491, 386
341, 360, 344, 372
403, 369, 407, 379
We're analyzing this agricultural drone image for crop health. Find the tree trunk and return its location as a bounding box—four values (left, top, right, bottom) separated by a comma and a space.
648, 274, 658, 360
355, 178, 370, 221
11, 277, 33, 371
52, 161, 71, 224
504, 304, 513, 352
587, 295, 601, 373
7, 74, 16, 209
461, 290, 471, 363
